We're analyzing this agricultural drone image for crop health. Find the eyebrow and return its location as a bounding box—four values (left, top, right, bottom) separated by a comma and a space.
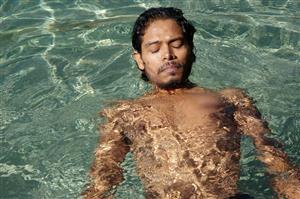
169, 36, 184, 43
145, 40, 160, 47
144, 36, 185, 47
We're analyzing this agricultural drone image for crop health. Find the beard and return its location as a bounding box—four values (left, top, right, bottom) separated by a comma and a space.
156, 61, 188, 89
156, 78, 182, 89
142, 61, 192, 89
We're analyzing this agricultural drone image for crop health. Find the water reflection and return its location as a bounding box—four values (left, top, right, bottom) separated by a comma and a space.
0, 0, 299, 198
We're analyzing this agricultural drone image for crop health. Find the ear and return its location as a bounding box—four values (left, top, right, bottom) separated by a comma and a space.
132, 51, 145, 71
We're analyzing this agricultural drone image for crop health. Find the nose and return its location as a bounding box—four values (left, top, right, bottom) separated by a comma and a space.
162, 45, 175, 61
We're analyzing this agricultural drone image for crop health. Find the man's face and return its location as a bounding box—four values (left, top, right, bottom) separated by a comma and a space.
133, 19, 193, 89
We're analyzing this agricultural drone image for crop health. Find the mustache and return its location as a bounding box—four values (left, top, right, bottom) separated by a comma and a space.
158, 61, 183, 74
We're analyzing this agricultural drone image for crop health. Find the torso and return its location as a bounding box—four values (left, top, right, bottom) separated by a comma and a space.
116, 87, 241, 198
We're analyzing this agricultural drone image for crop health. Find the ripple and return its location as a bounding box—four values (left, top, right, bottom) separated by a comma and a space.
0, 109, 24, 130
1, 1, 300, 198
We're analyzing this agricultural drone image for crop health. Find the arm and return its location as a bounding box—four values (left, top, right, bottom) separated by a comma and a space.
220, 88, 300, 199
84, 106, 131, 199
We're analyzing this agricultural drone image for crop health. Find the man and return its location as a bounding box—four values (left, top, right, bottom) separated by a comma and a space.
84, 7, 300, 199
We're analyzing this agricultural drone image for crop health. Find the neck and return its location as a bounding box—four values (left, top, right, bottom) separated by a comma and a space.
152, 80, 196, 95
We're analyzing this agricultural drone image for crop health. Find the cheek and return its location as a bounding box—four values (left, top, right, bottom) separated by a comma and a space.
144, 57, 160, 74
144, 64, 158, 79
179, 49, 191, 62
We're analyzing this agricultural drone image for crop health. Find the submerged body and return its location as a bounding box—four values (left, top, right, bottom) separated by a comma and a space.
115, 87, 240, 198
84, 87, 300, 199
85, 7, 300, 199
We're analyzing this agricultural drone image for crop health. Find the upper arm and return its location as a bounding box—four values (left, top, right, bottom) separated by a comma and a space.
84, 104, 133, 198
219, 88, 269, 139
220, 89, 300, 197
97, 103, 133, 160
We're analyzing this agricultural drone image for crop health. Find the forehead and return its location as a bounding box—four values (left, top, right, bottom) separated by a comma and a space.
142, 19, 184, 44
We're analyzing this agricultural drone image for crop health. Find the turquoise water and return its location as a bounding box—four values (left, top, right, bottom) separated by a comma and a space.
1, 0, 299, 198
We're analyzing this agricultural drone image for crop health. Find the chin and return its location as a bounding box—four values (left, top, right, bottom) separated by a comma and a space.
157, 78, 182, 89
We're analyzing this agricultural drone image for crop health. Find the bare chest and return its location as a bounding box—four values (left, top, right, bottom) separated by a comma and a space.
147, 94, 235, 131
123, 95, 241, 196
124, 93, 239, 156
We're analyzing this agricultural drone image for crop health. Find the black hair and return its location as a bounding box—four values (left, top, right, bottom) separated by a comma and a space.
131, 7, 196, 81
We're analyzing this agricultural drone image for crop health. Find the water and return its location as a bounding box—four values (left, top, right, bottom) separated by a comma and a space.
1, 0, 299, 198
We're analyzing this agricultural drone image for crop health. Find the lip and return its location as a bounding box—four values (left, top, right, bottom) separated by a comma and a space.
163, 64, 178, 73
160, 62, 180, 73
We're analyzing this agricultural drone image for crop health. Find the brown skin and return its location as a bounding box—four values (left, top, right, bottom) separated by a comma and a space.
133, 19, 193, 89
84, 19, 300, 199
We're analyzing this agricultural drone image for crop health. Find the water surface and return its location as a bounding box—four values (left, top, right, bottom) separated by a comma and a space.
1, 0, 300, 198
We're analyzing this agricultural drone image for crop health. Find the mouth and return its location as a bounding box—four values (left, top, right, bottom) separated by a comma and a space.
158, 61, 182, 74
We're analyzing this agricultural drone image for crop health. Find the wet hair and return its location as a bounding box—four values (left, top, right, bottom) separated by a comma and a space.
131, 7, 196, 81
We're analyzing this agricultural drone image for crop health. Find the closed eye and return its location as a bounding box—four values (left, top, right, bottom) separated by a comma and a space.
149, 46, 160, 53
145, 41, 160, 54
171, 39, 184, 48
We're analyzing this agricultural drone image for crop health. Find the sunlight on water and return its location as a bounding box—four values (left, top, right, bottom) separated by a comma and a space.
1, 0, 299, 198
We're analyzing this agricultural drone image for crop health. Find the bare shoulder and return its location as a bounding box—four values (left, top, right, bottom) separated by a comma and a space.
100, 99, 142, 120
219, 88, 251, 103
219, 88, 247, 99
